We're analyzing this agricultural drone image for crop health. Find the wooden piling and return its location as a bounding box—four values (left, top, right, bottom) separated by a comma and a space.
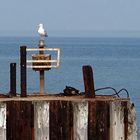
0, 96, 137, 140
73, 102, 88, 140
6, 101, 34, 140
88, 101, 110, 140
49, 101, 73, 140
34, 101, 49, 140
20, 46, 27, 97
10, 63, 16, 96
83, 65, 95, 98
0, 59, 137, 140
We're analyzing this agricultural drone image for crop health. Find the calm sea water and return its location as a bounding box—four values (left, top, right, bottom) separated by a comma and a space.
0, 36, 140, 137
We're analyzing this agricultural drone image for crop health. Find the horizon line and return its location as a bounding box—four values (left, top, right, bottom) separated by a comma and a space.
1, 30, 140, 38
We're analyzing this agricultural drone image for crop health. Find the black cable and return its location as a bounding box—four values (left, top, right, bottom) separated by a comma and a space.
95, 87, 120, 97
117, 88, 129, 98
95, 87, 129, 98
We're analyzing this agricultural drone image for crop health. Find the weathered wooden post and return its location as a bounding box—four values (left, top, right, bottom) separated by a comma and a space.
20, 46, 27, 97
83, 65, 95, 98
9, 63, 16, 96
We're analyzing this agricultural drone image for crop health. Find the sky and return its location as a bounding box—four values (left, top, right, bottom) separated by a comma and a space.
0, 0, 140, 37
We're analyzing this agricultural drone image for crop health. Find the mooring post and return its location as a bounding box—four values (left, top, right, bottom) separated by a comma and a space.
82, 65, 95, 98
9, 63, 16, 96
20, 46, 27, 97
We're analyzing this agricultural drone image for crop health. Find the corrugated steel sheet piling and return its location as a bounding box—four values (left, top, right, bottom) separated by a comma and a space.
9, 63, 16, 96
20, 46, 27, 97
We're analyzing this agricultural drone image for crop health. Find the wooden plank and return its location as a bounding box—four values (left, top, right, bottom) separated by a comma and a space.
88, 101, 110, 140
73, 101, 88, 140
0, 103, 6, 140
96, 101, 110, 140
6, 101, 34, 140
49, 101, 73, 140
110, 101, 125, 140
34, 101, 49, 140
6, 101, 16, 139
88, 101, 97, 139
82, 65, 95, 98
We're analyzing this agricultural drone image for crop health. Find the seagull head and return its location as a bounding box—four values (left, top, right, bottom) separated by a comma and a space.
38, 23, 43, 28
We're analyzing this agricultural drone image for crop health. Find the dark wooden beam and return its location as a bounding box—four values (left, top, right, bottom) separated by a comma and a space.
10, 63, 16, 96
88, 101, 97, 139
20, 46, 27, 97
123, 101, 128, 140
6, 101, 34, 140
49, 101, 73, 140
83, 65, 95, 98
88, 101, 110, 140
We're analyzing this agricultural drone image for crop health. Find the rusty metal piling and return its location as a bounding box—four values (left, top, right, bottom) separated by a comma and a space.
20, 46, 27, 97
82, 65, 95, 98
9, 63, 16, 96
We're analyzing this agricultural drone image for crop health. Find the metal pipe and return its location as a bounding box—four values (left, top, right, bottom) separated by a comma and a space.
27, 60, 57, 63
26, 48, 60, 51
57, 49, 61, 66
27, 65, 58, 69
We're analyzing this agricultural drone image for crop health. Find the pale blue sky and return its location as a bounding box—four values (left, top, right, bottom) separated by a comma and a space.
0, 0, 140, 36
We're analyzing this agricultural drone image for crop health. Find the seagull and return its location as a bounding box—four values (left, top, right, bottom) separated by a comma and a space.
38, 23, 48, 38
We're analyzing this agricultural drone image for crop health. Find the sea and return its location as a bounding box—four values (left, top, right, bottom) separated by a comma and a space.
0, 36, 140, 137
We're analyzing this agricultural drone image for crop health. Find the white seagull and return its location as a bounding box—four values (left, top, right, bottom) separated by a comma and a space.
38, 23, 48, 38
